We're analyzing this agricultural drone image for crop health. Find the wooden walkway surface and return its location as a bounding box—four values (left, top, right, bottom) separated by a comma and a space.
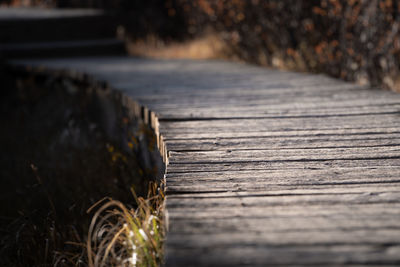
17, 57, 400, 266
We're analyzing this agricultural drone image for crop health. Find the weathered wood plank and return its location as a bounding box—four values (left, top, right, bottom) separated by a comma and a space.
167, 158, 400, 173
166, 202, 400, 218
163, 127, 400, 140
166, 181, 400, 194
168, 214, 400, 233
154, 106, 400, 119
166, 246, 400, 267
142, 93, 400, 108
165, 191, 400, 214
168, 146, 400, 165
160, 115, 400, 134
166, 167, 400, 193
166, 134, 400, 151
165, 229, 400, 246
137, 88, 396, 107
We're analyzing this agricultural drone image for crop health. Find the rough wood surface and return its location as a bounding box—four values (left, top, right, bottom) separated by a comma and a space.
16, 57, 400, 266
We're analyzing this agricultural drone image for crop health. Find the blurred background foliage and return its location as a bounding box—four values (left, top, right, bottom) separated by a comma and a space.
2, 0, 399, 89
180, 0, 400, 91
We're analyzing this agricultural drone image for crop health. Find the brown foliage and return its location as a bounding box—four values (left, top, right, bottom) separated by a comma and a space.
175, 0, 400, 91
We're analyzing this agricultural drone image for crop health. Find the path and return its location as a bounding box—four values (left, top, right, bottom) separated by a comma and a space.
14, 57, 400, 266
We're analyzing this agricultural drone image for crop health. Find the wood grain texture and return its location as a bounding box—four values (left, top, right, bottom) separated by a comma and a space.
16, 57, 400, 266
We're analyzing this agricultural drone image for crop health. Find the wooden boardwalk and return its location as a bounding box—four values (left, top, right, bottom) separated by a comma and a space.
16, 57, 400, 266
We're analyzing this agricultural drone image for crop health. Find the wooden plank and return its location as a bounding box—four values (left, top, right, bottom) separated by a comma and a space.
159, 114, 400, 134
168, 146, 400, 164
166, 158, 400, 173
165, 229, 400, 246
166, 167, 400, 192
140, 91, 399, 109
154, 106, 400, 120
165, 191, 400, 212
162, 127, 400, 140
166, 202, 400, 219
166, 167, 400, 183
141, 95, 400, 117
168, 213, 400, 232
166, 133, 400, 151
166, 245, 400, 267
166, 180, 400, 194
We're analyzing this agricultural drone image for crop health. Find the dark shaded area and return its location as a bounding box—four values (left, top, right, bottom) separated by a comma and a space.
56, 0, 188, 42
0, 16, 117, 44
0, 65, 163, 266
0, 7, 126, 59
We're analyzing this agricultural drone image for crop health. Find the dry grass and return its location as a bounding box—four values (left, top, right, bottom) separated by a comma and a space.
86, 182, 165, 267
126, 32, 233, 60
